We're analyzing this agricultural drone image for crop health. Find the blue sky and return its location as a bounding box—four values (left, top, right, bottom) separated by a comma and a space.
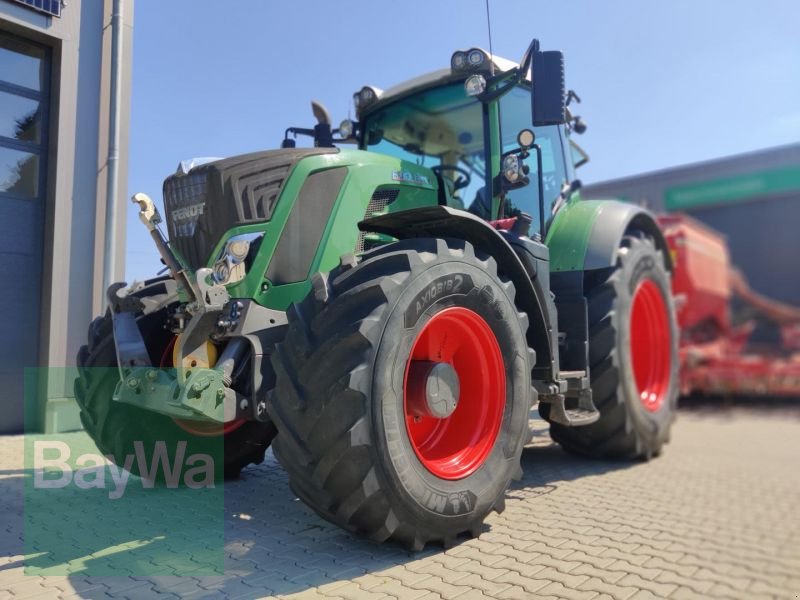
125, 0, 800, 280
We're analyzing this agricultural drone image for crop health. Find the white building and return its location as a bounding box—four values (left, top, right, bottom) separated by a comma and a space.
0, 0, 134, 433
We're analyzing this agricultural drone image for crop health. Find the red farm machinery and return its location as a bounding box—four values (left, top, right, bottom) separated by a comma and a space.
659, 214, 800, 398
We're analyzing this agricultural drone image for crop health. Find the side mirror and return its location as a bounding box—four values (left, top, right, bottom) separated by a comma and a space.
531, 49, 566, 126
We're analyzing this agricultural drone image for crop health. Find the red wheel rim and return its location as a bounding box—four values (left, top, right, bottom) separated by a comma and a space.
160, 336, 246, 437
630, 279, 671, 412
403, 306, 505, 480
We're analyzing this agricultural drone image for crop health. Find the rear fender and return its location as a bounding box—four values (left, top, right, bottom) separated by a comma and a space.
547, 198, 673, 273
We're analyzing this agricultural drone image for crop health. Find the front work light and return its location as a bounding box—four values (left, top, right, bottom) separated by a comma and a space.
360, 87, 375, 105
468, 49, 486, 67
227, 238, 250, 262
213, 261, 232, 285
339, 119, 355, 139
503, 154, 522, 183
353, 86, 383, 115
211, 233, 262, 286
451, 51, 467, 70
451, 48, 490, 72
464, 74, 487, 97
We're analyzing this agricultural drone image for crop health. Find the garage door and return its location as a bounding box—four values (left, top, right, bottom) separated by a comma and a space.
0, 31, 50, 433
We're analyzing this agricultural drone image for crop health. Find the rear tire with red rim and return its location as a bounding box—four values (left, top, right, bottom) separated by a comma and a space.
540, 235, 678, 460
268, 238, 533, 549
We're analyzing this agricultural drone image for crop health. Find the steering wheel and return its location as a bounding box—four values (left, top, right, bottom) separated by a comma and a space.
431, 164, 471, 192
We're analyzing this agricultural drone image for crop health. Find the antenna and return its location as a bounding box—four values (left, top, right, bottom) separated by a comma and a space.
485, 0, 495, 75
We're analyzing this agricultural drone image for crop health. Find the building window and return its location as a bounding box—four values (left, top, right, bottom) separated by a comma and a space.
0, 31, 49, 202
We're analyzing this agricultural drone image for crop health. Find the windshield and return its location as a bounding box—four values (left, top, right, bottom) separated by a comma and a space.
361, 82, 486, 210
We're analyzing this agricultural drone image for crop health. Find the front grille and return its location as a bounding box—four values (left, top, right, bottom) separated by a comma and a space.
163, 171, 212, 269
162, 148, 339, 271
356, 188, 399, 253
164, 172, 209, 238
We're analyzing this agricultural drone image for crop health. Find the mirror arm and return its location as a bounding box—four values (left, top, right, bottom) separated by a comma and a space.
518, 38, 540, 75
476, 37, 543, 105
478, 67, 523, 103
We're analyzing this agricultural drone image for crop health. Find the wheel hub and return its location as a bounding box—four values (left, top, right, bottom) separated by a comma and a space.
403, 306, 506, 480
407, 361, 460, 419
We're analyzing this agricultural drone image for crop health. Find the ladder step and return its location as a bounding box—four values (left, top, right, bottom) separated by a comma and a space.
561, 407, 600, 427
538, 388, 600, 428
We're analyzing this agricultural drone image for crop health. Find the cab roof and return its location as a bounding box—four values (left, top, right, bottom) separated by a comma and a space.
360, 54, 524, 116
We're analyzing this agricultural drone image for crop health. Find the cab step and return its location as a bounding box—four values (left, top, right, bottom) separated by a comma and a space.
535, 372, 600, 427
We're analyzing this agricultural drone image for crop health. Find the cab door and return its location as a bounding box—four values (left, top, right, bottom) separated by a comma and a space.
497, 85, 570, 237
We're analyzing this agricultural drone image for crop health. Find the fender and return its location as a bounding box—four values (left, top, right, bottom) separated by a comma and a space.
361, 205, 558, 381
547, 198, 673, 273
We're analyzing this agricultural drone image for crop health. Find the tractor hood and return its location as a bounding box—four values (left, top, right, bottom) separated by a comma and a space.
162, 147, 339, 270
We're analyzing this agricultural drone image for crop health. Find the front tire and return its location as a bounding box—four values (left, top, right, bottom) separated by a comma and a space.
74, 282, 276, 481
542, 235, 679, 459
268, 238, 533, 549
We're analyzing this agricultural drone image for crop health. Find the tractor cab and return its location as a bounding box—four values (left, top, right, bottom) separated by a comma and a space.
280, 42, 588, 240
350, 44, 586, 239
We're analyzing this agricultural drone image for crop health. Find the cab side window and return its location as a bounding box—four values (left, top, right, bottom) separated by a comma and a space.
498, 86, 569, 229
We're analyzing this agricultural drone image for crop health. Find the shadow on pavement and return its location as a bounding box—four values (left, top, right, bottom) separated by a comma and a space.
513, 421, 632, 495
1, 420, 632, 598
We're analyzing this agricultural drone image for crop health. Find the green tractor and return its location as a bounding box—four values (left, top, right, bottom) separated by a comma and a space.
77, 39, 678, 548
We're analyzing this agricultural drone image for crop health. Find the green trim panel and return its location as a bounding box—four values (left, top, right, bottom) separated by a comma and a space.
545, 195, 603, 272
665, 166, 800, 210
218, 149, 439, 311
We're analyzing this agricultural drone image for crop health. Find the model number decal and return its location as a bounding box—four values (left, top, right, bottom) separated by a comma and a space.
405, 274, 473, 328
392, 170, 431, 187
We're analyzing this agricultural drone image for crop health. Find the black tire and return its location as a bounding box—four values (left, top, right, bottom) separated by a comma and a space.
541, 235, 678, 459
74, 282, 276, 482
268, 238, 533, 549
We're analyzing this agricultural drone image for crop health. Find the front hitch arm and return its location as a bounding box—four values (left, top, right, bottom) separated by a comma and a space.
131, 192, 199, 303
114, 192, 243, 424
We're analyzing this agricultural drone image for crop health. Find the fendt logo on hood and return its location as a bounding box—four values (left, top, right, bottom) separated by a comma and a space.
171, 203, 205, 222
171, 203, 205, 236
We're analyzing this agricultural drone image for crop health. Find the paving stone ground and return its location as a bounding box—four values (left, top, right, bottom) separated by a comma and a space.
2, 404, 799, 599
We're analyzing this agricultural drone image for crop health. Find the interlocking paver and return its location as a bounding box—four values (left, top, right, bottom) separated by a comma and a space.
537, 581, 599, 600
4, 577, 52, 599
529, 566, 590, 589
577, 576, 638, 599
363, 578, 430, 600
443, 572, 513, 597
329, 583, 389, 600
492, 569, 552, 595
617, 572, 677, 597
1, 408, 798, 599
445, 558, 509, 581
